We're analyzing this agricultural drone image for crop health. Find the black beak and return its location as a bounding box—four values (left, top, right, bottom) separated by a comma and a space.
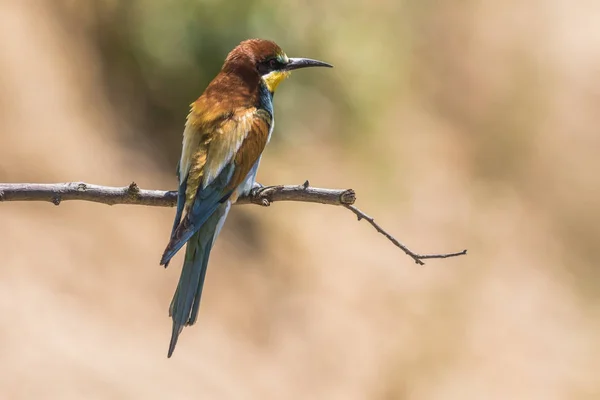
285, 57, 333, 71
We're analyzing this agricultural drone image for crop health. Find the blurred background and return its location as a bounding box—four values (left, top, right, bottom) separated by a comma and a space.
0, 1, 599, 399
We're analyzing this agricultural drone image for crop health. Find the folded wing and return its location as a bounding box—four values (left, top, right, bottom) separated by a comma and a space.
160, 106, 272, 266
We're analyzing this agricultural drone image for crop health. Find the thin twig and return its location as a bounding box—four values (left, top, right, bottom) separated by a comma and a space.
343, 204, 467, 265
0, 181, 467, 264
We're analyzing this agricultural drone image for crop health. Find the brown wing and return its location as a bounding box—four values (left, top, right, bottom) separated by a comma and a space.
182, 106, 270, 209
225, 108, 272, 193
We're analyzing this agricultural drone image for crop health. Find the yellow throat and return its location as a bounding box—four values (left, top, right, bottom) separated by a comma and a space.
262, 70, 291, 93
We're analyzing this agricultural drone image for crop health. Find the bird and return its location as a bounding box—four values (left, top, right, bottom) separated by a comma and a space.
159, 39, 332, 357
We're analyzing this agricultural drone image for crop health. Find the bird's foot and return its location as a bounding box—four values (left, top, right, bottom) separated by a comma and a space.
251, 182, 264, 196
250, 182, 271, 206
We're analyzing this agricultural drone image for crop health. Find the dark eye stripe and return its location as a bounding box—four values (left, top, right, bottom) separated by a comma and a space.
257, 58, 284, 75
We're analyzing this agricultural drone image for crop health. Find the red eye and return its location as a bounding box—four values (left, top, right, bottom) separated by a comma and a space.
269, 59, 278, 69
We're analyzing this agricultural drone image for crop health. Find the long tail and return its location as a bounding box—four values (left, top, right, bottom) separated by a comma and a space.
167, 201, 231, 358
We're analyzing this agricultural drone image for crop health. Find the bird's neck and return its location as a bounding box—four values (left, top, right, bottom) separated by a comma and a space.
257, 80, 274, 117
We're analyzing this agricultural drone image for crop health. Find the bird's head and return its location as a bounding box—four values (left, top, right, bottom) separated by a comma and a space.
222, 39, 332, 93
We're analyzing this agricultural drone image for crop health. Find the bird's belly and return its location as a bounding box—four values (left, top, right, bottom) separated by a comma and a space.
232, 156, 262, 201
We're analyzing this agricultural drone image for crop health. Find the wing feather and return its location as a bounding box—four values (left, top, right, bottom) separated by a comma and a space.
161, 106, 272, 265
225, 109, 272, 193
202, 109, 257, 188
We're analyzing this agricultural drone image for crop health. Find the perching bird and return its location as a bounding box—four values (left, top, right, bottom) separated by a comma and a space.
160, 39, 332, 357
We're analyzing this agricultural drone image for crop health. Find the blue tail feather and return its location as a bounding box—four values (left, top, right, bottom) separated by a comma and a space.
167, 202, 230, 358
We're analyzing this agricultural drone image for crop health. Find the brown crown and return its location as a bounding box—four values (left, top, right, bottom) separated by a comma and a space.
222, 39, 283, 72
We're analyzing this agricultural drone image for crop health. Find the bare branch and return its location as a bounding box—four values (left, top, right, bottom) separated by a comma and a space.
0, 181, 353, 208
0, 182, 177, 207
343, 204, 467, 265
238, 180, 356, 207
0, 181, 467, 265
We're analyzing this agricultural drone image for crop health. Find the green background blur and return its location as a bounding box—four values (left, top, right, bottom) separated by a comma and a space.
0, 1, 599, 399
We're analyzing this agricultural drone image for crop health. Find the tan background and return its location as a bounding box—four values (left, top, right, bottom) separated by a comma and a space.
0, 1, 599, 399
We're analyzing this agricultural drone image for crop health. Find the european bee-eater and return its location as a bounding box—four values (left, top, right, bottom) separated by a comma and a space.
160, 39, 332, 357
